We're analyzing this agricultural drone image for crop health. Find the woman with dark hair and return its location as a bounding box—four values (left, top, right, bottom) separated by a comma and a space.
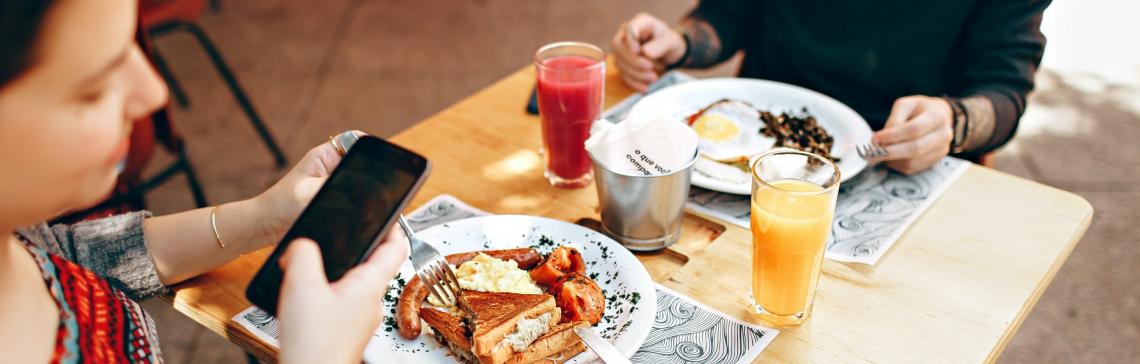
0, 0, 407, 362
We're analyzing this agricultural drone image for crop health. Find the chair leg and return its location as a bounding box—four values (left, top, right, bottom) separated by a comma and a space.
177, 147, 209, 208
171, 21, 288, 168
149, 45, 191, 108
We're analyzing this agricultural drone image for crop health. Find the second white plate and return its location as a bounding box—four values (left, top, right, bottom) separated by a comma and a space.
628, 78, 873, 195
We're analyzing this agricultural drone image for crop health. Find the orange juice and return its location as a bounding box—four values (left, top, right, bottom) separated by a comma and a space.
750, 178, 835, 325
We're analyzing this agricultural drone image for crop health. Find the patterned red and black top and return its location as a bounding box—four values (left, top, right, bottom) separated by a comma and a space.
21, 239, 163, 363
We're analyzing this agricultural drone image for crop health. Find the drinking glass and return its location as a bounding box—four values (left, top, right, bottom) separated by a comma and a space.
749, 149, 840, 326
534, 42, 605, 188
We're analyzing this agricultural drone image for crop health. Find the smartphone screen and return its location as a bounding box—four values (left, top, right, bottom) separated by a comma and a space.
245, 135, 429, 315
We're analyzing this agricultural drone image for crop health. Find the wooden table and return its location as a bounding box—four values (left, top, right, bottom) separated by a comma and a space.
165, 60, 1093, 363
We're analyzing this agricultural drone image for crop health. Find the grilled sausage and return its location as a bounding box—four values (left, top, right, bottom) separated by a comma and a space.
395, 248, 543, 339
445, 248, 542, 269
396, 275, 430, 339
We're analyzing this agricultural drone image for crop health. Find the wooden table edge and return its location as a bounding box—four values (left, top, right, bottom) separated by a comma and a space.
985, 187, 1094, 363
161, 289, 279, 362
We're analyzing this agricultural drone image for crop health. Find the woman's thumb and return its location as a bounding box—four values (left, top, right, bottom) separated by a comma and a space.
280, 238, 328, 289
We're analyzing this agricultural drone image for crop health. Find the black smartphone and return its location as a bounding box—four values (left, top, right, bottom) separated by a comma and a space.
245, 135, 430, 315
526, 85, 539, 115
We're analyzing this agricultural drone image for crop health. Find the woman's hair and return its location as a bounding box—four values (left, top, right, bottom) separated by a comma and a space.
0, 0, 55, 87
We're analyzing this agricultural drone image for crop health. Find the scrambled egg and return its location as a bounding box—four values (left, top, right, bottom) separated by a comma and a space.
456, 253, 542, 294
428, 253, 541, 307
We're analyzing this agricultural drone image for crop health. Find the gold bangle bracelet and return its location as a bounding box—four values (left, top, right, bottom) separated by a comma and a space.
210, 205, 226, 248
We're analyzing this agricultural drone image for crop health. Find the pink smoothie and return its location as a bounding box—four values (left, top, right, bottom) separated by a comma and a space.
536, 55, 604, 183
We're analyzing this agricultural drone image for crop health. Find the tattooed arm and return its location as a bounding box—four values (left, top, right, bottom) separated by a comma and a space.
610, 0, 751, 91
949, 0, 1049, 158
680, 0, 751, 69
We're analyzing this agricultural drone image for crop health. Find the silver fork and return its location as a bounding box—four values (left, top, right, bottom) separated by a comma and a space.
397, 214, 462, 307
855, 143, 889, 160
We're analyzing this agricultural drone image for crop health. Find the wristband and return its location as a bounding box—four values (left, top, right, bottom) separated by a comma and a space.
665, 28, 690, 70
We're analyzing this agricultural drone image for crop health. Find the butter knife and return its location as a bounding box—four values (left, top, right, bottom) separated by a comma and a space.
573, 327, 632, 364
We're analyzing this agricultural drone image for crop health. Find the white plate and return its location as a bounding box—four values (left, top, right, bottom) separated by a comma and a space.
368, 215, 656, 364
628, 78, 873, 195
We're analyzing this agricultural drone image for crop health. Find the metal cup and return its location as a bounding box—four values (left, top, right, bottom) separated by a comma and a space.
589, 150, 697, 251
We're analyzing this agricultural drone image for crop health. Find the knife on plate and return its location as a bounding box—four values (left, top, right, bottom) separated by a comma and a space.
573, 327, 633, 364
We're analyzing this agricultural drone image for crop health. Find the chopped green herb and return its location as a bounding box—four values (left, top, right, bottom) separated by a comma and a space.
383, 316, 397, 333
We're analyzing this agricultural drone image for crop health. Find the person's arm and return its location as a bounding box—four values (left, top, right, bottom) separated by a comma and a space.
28, 139, 346, 298
949, 0, 1050, 157
143, 142, 345, 285
680, 0, 752, 68
610, 0, 753, 91
141, 196, 286, 285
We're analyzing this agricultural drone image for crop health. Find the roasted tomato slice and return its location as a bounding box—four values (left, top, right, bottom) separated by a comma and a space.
529, 246, 586, 286
552, 272, 605, 325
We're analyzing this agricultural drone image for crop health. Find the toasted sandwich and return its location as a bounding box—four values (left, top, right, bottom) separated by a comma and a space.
420, 290, 588, 364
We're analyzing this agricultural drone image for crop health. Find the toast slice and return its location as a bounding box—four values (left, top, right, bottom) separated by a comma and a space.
467, 290, 559, 361
421, 307, 473, 357
421, 290, 579, 364
538, 341, 587, 364
503, 321, 589, 364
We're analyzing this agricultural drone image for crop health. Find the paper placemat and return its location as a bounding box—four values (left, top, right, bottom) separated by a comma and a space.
233, 194, 777, 363
687, 157, 969, 265
634, 284, 777, 364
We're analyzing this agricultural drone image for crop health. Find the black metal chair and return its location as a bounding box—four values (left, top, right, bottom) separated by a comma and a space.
142, 0, 286, 168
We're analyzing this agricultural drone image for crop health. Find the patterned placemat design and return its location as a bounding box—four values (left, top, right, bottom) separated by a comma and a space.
633, 285, 776, 364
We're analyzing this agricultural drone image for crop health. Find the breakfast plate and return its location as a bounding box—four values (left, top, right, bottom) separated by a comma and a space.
367, 215, 656, 363
627, 78, 873, 195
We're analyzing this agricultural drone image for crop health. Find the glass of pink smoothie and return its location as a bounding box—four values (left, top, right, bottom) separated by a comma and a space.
534, 42, 605, 189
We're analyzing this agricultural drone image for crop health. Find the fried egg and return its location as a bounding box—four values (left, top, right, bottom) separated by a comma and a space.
689, 99, 776, 162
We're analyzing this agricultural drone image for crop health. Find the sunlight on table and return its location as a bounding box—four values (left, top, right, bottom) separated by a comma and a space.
482, 149, 542, 181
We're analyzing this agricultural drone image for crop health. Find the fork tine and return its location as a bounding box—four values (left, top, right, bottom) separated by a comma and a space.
418, 273, 439, 302
419, 271, 447, 306
432, 263, 457, 306
856, 143, 889, 160
442, 263, 462, 292
426, 262, 452, 304
440, 264, 461, 304
426, 263, 445, 298
436, 262, 459, 304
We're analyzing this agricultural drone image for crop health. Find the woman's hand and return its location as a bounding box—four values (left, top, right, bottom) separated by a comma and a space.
610, 13, 687, 92
277, 229, 409, 364
872, 96, 954, 175
254, 131, 366, 245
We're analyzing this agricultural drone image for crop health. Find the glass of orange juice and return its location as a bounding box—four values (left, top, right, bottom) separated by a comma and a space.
749, 149, 840, 326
